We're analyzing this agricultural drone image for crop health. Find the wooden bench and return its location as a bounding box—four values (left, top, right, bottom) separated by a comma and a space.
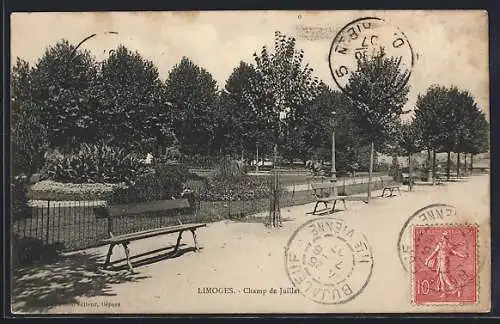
380, 179, 401, 197
95, 198, 206, 273
310, 181, 347, 215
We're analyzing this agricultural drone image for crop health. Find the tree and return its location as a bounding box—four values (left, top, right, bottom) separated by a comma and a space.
344, 50, 411, 201
251, 31, 321, 163
96, 45, 173, 155
30, 39, 99, 149
451, 90, 489, 176
165, 57, 220, 156
464, 110, 489, 172
248, 31, 320, 227
11, 58, 49, 175
396, 120, 422, 190
414, 86, 486, 180
219, 61, 273, 158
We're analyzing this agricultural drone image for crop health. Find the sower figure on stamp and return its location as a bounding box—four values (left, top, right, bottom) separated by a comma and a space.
425, 231, 467, 298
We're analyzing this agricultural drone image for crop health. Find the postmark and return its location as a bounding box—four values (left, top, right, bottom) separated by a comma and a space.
285, 217, 373, 304
397, 204, 486, 274
328, 17, 415, 97
412, 225, 478, 304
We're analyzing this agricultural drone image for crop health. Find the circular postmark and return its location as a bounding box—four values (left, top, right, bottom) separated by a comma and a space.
285, 217, 373, 304
397, 204, 486, 274
328, 17, 415, 97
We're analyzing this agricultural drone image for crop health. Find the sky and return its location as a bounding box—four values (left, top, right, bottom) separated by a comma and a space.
11, 10, 489, 120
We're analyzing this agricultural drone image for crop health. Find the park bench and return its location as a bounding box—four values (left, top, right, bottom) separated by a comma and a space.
310, 181, 347, 215
95, 198, 206, 273
380, 178, 401, 197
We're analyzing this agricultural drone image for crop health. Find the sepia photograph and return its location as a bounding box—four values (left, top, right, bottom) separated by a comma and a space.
9, 10, 491, 314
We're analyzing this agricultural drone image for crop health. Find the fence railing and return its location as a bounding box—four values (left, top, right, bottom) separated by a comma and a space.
13, 175, 395, 253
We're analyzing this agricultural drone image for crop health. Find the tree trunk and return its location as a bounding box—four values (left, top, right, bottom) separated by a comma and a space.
456, 152, 460, 178
408, 153, 413, 191
427, 149, 432, 182
255, 144, 259, 173
471, 154, 474, 174
432, 150, 437, 184
464, 153, 467, 176
331, 130, 336, 181
446, 151, 451, 180
367, 141, 374, 203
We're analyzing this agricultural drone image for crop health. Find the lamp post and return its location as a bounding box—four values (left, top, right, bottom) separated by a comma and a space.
331, 111, 337, 183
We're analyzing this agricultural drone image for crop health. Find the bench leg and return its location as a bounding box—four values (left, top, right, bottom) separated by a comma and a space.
103, 243, 116, 268
122, 242, 134, 273
174, 231, 183, 253
331, 200, 337, 213
397, 187, 401, 195
190, 229, 199, 252
312, 201, 320, 215
381, 188, 386, 197
342, 199, 347, 210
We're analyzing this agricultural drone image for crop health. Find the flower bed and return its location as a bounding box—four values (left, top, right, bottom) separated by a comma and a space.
28, 180, 127, 201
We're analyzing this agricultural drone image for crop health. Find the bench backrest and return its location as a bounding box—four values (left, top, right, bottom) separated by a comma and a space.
311, 181, 338, 197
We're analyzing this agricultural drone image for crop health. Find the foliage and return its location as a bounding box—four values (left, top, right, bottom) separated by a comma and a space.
12, 174, 31, 220
414, 85, 489, 156
213, 156, 246, 181
250, 31, 321, 151
29, 40, 99, 149
41, 143, 151, 184
344, 51, 411, 147
110, 163, 201, 204
11, 58, 49, 176
95, 45, 174, 154
199, 176, 271, 202
165, 57, 220, 156
396, 120, 422, 156
218, 61, 274, 156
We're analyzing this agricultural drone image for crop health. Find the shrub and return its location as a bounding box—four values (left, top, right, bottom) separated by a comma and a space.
110, 163, 203, 204
213, 156, 246, 181
12, 174, 30, 220
41, 143, 151, 184
199, 175, 272, 202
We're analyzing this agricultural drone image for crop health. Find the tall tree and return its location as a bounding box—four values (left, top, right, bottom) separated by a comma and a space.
165, 57, 220, 156
30, 39, 99, 149
344, 50, 411, 201
251, 31, 321, 165
11, 58, 49, 175
96, 45, 173, 154
414, 86, 483, 180
219, 61, 273, 158
464, 110, 489, 172
396, 120, 422, 191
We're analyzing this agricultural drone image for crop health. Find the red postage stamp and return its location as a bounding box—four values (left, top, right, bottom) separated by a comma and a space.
412, 225, 478, 304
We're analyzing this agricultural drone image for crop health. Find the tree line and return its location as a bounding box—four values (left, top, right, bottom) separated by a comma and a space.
11, 32, 489, 179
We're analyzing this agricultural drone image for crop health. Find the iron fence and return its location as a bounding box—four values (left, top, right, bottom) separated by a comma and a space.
12, 175, 392, 254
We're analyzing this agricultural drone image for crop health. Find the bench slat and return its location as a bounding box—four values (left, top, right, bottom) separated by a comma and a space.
108, 199, 191, 217
102, 223, 207, 244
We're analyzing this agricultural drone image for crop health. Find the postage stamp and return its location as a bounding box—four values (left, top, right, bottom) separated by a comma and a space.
398, 204, 487, 277
412, 225, 478, 304
285, 217, 373, 304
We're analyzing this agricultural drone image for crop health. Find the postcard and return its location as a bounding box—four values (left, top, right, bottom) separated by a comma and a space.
10, 10, 490, 314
